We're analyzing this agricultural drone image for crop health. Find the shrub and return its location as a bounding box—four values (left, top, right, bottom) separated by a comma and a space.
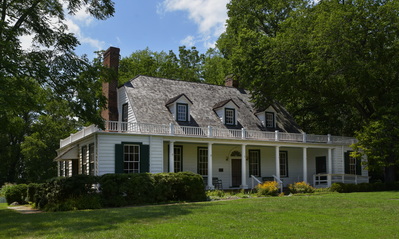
257, 181, 279, 196
4, 184, 28, 205
288, 181, 315, 194
27, 183, 41, 202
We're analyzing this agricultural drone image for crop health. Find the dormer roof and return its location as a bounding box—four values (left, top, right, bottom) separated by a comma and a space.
213, 99, 240, 110
165, 93, 193, 106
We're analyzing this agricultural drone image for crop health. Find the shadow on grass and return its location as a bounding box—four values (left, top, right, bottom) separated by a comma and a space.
0, 202, 218, 238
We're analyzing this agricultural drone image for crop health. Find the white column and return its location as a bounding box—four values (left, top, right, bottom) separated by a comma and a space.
303, 147, 308, 183
207, 142, 214, 190
241, 144, 248, 189
275, 146, 280, 179
328, 148, 332, 174
169, 141, 174, 173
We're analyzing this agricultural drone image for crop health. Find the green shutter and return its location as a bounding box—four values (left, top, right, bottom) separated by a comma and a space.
356, 158, 362, 175
344, 152, 350, 174
115, 144, 124, 173
140, 144, 150, 173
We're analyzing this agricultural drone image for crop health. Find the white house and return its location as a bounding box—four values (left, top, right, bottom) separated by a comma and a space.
55, 47, 369, 189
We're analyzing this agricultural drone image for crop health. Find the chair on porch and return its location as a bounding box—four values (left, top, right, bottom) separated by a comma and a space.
213, 177, 223, 190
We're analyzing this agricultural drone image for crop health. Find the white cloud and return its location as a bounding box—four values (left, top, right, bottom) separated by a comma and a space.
159, 0, 229, 49
180, 35, 196, 47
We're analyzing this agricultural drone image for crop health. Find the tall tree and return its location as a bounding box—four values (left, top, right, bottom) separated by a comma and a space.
218, 0, 399, 181
0, 0, 115, 184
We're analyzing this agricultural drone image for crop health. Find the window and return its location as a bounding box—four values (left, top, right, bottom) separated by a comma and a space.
249, 150, 261, 177
65, 161, 69, 177
60, 161, 64, 176
89, 143, 95, 176
122, 103, 128, 122
266, 112, 275, 128
345, 151, 361, 175
174, 146, 183, 172
225, 108, 235, 125
124, 144, 140, 173
280, 151, 288, 177
81, 146, 87, 175
176, 103, 188, 122
197, 147, 208, 175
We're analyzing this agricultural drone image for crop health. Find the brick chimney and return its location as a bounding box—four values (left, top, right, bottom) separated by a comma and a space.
101, 47, 120, 122
224, 74, 239, 88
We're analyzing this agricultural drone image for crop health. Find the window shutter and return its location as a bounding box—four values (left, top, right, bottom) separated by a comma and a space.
140, 145, 150, 173
344, 152, 350, 174
115, 144, 124, 173
356, 158, 362, 175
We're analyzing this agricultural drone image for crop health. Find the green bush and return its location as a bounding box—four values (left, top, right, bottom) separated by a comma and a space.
330, 182, 399, 193
4, 184, 28, 205
27, 183, 41, 202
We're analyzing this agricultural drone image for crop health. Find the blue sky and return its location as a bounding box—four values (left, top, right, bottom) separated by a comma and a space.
64, 0, 230, 58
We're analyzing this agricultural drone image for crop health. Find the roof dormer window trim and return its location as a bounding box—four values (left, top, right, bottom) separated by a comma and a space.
265, 112, 275, 128
225, 108, 236, 126
176, 103, 189, 122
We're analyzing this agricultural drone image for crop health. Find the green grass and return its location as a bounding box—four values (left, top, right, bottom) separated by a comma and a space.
1, 192, 399, 238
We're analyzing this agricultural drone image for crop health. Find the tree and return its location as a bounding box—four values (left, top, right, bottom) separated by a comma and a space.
202, 48, 232, 85
0, 0, 115, 184
218, 0, 399, 181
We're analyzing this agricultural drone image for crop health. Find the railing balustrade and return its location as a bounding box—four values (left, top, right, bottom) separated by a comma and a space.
60, 120, 357, 148
313, 174, 369, 187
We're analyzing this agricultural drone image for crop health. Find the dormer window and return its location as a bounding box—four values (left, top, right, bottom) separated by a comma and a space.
213, 99, 239, 126
255, 106, 277, 128
225, 108, 235, 125
166, 94, 193, 122
265, 112, 275, 128
177, 103, 188, 122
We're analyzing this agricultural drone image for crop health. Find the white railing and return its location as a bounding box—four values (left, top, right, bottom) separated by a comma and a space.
251, 175, 262, 189
272, 175, 284, 193
313, 174, 370, 187
60, 120, 358, 148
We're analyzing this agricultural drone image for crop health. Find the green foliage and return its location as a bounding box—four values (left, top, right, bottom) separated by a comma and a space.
26, 183, 41, 203
4, 184, 28, 205
288, 181, 315, 194
330, 182, 399, 193
219, 0, 399, 181
0, 0, 115, 185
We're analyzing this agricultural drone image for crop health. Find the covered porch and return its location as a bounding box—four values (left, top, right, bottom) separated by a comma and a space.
163, 139, 338, 190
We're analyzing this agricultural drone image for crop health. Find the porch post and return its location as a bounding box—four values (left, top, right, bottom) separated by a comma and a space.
207, 142, 214, 190
328, 148, 332, 174
303, 147, 308, 183
275, 146, 280, 179
169, 141, 174, 173
241, 144, 248, 189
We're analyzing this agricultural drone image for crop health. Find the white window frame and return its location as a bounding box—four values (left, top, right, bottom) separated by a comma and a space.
266, 112, 275, 128
174, 145, 183, 172
225, 108, 235, 125
198, 147, 208, 175
176, 103, 188, 122
249, 150, 261, 177
124, 144, 140, 173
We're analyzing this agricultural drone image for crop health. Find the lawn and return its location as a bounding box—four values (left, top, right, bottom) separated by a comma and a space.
1, 191, 398, 238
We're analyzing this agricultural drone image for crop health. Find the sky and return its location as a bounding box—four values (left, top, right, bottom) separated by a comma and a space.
64, 0, 230, 58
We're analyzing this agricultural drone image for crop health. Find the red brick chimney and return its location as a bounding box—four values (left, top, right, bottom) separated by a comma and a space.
101, 47, 120, 122
225, 74, 239, 88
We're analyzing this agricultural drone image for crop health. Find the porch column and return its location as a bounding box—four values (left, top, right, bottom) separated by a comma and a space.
241, 144, 248, 189
207, 142, 214, 190
275, 146, 280, 179
303, 147, 308, 183
328, 148, 332, 174
169, 141, 174, 173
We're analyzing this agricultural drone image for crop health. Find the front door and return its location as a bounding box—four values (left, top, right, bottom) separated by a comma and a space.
231, 158, 242, 187
315, 156, 327, 174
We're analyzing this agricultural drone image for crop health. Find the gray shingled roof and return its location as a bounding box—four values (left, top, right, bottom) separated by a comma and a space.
123, 75, 303, 133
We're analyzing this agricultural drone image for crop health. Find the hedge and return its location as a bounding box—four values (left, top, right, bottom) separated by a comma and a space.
32, 172, 206, 211
330, 182, 399, 193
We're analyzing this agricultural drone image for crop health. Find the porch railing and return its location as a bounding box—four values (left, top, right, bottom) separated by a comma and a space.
313, 174, 370, 187
273, 175, 284, 193
60, 120, 358, 148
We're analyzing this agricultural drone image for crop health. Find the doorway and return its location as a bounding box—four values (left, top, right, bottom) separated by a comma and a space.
231, 158, 242, 187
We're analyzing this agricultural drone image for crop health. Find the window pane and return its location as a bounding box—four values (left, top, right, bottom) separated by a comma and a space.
198, 148, 208, 175
177, 104, 187, 121
225, 108, 235, 125
123, 144, 140, 173
249, 150, 260, 177
266, 112, 274, 128
279, 151, 288, 177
